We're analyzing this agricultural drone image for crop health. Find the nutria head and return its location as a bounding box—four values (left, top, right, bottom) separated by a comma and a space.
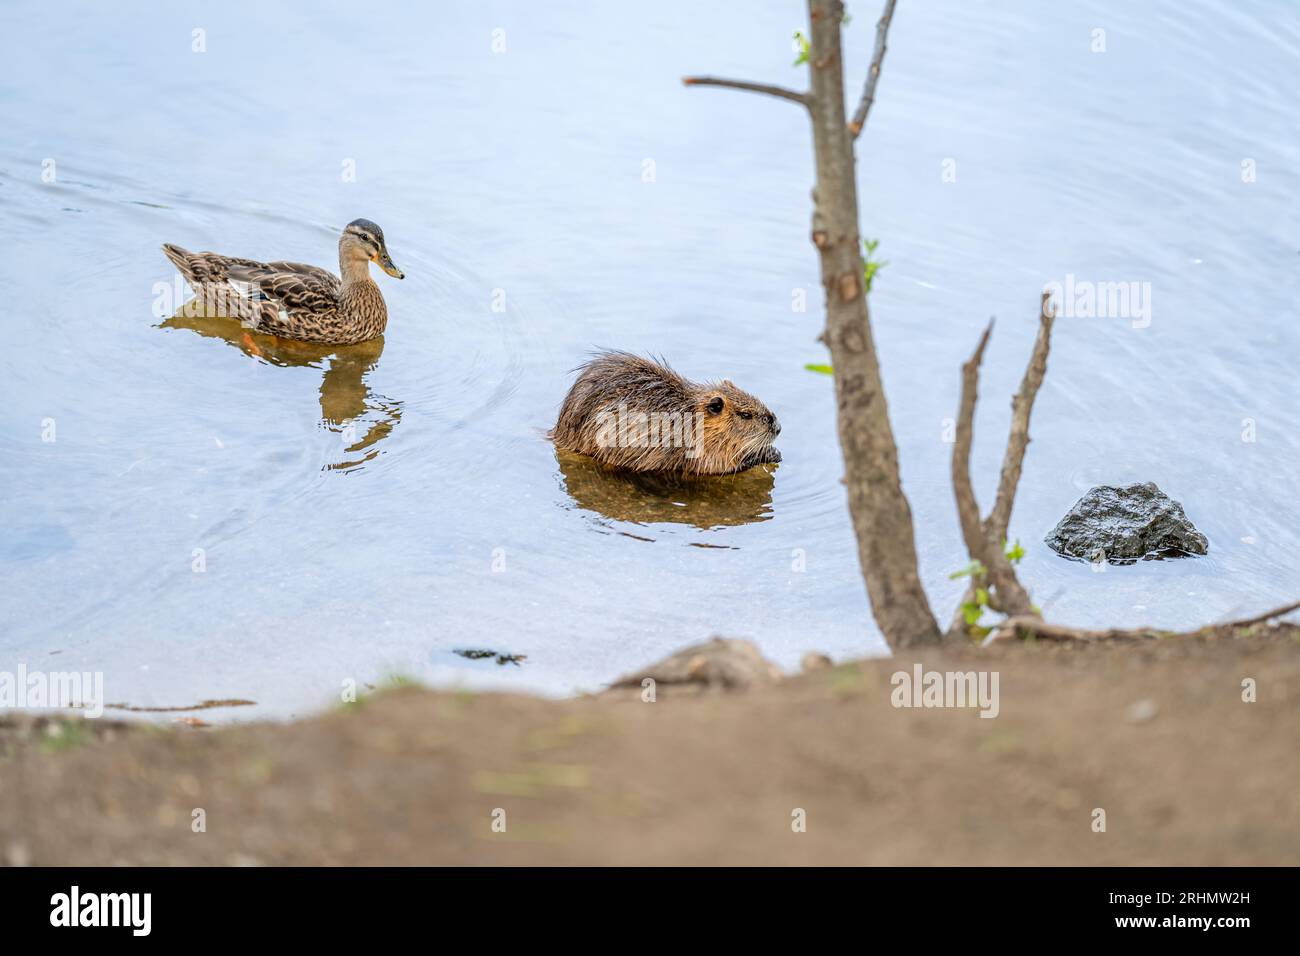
550, 352, 782, 476
695, 379, 782, 474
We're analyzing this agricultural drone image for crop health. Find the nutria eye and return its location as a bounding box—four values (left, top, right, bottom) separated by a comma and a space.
738, 411, 753, 420
707, 396, 724, 415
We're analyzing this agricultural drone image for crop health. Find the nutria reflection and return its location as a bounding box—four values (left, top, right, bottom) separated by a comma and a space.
555, 448, 776, 529
159, 303, 402, 471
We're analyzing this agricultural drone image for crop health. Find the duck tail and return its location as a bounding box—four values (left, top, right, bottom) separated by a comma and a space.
161, 243, 198, 282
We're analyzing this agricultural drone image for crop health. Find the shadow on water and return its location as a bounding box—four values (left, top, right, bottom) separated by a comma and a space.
160, 303, 402, 471
554, 448, 776, 531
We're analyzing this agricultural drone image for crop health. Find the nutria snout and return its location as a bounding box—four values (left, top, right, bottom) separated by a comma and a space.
549, 351, 781, 476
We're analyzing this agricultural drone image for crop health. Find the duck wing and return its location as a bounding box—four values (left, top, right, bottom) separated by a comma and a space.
224, 265, 342, 320
259, 261, 342, 287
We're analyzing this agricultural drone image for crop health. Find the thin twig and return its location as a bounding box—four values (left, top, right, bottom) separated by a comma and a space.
985, 598, 1300, 645
682, 76, 810, 107
951, 320, 992, 559
1212, 597, 1300, 631
848, 0, 899, 137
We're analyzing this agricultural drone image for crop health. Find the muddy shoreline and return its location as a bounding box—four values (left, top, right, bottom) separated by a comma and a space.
2, 627, 1297, 866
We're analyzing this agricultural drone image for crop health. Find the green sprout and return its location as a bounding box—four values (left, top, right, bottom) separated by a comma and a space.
804, 242, 890, 376
948, 559, 987, 581
949, 541, 1029, 639
793, 31, 810, 66
862, 238, 888, 294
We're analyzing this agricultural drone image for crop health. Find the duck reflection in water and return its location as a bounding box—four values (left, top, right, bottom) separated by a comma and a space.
160, 302, 401, 471
555, 448, 776, 531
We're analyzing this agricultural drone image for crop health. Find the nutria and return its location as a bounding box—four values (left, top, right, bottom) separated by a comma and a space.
549, 351, 781, 476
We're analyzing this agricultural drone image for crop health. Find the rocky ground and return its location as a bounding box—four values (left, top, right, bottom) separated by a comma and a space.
2, 627, 1297, 866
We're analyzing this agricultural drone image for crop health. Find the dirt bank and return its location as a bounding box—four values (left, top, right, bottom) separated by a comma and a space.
2, 629, 1297, 865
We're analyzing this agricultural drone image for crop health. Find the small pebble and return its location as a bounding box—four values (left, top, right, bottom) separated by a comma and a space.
1126, 699, 1159, 723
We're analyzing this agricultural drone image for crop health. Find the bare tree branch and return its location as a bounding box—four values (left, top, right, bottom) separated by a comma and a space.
847, 0, 899, 137
984, 292, 1056, 542
682, 76, 810, 107
987, 598, 1300, 645
1214, 597, 1300, 630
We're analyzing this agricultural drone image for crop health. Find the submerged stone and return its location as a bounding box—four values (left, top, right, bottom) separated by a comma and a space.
1045, 482, 1208, 565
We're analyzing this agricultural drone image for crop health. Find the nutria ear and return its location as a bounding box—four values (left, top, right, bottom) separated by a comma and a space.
722, 379, 735, 388
706, 395, 725, 415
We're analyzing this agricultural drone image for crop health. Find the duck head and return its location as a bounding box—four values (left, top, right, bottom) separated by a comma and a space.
340, 218, 404, 279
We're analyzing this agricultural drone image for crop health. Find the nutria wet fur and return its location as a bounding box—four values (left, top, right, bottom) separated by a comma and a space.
550, 352, 781, 475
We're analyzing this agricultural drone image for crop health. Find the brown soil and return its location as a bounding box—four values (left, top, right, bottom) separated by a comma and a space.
2, 628, 1297, 866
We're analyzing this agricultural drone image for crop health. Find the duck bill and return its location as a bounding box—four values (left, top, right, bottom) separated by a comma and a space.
376, 250, 404, 279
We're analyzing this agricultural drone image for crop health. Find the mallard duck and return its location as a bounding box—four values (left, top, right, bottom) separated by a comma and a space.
161, 218, 404, 345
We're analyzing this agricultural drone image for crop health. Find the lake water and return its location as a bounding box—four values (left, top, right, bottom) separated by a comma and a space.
2, 1, 1297, 719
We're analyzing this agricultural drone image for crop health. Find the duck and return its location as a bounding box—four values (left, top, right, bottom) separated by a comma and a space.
161, 218, 404, 346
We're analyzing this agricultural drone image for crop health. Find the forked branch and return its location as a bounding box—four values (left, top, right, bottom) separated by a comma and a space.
948, 296, 1057, 638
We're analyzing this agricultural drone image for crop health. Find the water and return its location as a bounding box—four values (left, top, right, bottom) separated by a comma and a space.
2, 1, 1297, 720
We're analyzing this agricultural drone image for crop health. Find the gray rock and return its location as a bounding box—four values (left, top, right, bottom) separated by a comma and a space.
606, 637, 782, 692
1045, 482, 1208, 565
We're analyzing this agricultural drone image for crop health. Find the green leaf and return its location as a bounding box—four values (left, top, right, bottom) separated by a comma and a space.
962, 602, 984, 626
861, 238, 888, 293
948, 560, 986, 581
804, 363, 834, 375
1004, 539, 1026, 563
